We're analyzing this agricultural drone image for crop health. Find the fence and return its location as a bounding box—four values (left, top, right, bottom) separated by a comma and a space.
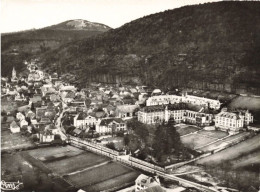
69, 136, 121, 156
129, 156, 165, 172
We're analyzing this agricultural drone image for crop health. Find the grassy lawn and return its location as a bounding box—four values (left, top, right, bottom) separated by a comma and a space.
83, 171, 139, 192
181, 133, 217, 149
228, 96, 260, 111
67, 162, 133, 188
199, 132, 251, 152
46, 152, 110, 175
27, 145, 82, 159
197, 130, 228, 139
177, 126, 200, 136
196, 134, 260, 166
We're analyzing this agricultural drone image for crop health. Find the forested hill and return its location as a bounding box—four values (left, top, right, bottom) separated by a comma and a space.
46, 2, 259, 94
1, 19, 111, 77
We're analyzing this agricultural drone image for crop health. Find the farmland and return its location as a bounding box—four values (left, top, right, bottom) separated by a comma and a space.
26, 146, 139, 192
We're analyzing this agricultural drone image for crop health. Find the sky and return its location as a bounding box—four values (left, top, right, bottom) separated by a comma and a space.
1, 0, 220, 33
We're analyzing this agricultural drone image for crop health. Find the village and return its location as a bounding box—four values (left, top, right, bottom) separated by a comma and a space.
1, 59, 260, 192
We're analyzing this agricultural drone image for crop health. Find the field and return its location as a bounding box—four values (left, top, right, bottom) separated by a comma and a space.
177, 125, 200, 136
1, 153, 58, 191
67, 162, 136, 188
228, 96, 260, 111
197, 130, 228, 139
27, 146, 139, 192
181, 134, 217, 149
196, 134, 260, 166
199, 132, 251, 152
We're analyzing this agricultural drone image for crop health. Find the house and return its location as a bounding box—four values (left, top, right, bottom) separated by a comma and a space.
16, 112, 25, 121
116, 105, 140, 119
73, 128, 83, 136
74, 112, 98, 129
63, 91, 75, 103
36, 107, 47, 119
39, 130, 55, 143
20, 119, 29, 128
26, 110, 36, 119
10, 121, 20, 133
135, 174, 161, 192
96, 118, 126, 134
30, 94, 42, 107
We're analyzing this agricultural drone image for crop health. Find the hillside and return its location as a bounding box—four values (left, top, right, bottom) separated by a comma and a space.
1, 19, 111, 77
42, 1, 260, 94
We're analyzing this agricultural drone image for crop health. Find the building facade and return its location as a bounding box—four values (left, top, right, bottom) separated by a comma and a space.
146, 93, 221, 109
215, 110, 253, 132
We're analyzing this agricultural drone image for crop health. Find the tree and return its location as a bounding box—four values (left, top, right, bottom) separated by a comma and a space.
152, 121, 182, 162
31, 102, 35, 111
106, 142, 116, 150
124, 134, 130, 146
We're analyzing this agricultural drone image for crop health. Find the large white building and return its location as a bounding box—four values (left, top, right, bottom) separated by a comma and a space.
146, 93, 221, 109
138, 103, 214, 126
215, 110, 253, 132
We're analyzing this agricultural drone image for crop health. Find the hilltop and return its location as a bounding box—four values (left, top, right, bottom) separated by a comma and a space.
42, 1, 260, 94
1, 19, 111, 77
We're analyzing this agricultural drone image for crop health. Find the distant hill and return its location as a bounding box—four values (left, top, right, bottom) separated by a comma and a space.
1, 19, 111, 77
42, 1, 260, 94
44, 19, 111, 31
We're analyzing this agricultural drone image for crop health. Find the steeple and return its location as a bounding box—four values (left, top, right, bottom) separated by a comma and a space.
12, 67, 17, 79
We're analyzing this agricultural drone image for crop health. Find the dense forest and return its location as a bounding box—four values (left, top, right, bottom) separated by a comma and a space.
41, 1, 260, 94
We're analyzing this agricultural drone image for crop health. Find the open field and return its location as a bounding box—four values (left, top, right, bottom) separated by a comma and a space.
228, 96, 260, 111
196, 134, 260, 166
1, 128, 35, 151
197, 130, 228, 139
177, 125, 200, 136
181, 133, 217, 149
1, 152, 60, 191
231, 149, 260, 170
83, 171, 139, 192
67, 161, 134, 188
198, 132, 251, 152
27, 145, 82, 159
46, 152, 110, 175
27, 146, 139, 192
